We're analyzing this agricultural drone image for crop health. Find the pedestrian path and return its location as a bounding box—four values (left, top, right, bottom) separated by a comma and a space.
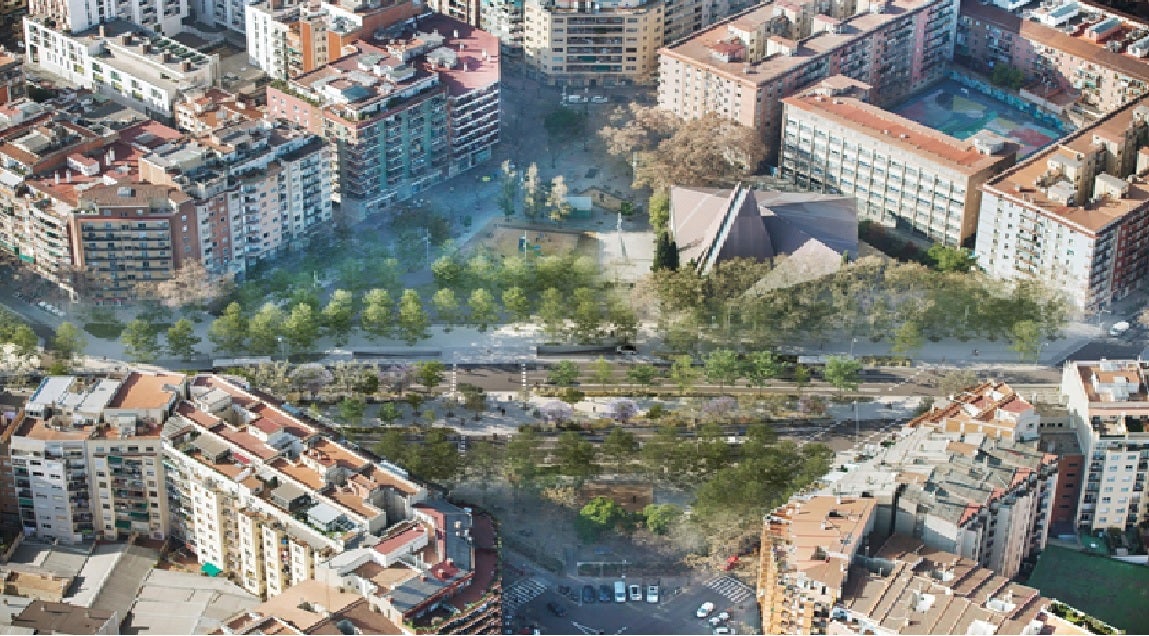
703, 575, 754, 604
503, 577, 548, 612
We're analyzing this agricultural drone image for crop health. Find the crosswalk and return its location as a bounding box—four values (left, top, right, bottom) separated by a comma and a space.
503, 577, 548, 612
704, 575, 754, 604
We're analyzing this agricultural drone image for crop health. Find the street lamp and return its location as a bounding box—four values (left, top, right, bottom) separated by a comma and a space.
1096, 307, 1112, 335
277, 336, 286, 362
850, 337, 858, 358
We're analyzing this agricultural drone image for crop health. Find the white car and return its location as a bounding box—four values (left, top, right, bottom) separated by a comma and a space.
713, 627, 735, 635
696, 602, 716, 618
645, 585, 659, 604
590, 95, 609, 103
709, 611, 730, 626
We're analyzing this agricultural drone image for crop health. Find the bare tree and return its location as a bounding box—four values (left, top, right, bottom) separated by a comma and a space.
546, 175, 571, 222
138, 261, 233, 309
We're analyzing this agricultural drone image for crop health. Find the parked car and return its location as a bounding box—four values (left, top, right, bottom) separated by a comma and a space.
590, 95, 609, 103
1110, 321, 1131, 337
614, 580, 626, 603
581, 585, 596, 604
696, 602, 716, 618
546, 602, 567, 617
646, 585, 659, 604
713, 627, 735, 635
598, 585, 612, 603
628, 584, 641, 601
709, 611, 731, 626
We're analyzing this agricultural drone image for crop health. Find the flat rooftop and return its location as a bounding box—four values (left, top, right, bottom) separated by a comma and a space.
783, 93, 1010, 172
766, 495, 875, 592
960, 0, 1149, 85
660, 0, 937, 85
983, 99, 1149, 234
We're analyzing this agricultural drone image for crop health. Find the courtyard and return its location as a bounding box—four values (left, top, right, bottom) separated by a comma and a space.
1025, 544, 1149, 634
892, 78, 1066, 158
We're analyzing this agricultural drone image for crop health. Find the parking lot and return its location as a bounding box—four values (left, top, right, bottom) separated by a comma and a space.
504, 574, 758, 635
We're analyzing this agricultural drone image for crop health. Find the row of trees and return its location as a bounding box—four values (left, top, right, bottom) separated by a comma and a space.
643, 255, 1068, 357
498, 160, 576, 223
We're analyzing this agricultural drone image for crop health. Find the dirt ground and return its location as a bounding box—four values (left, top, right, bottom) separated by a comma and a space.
479, 225, 584, 258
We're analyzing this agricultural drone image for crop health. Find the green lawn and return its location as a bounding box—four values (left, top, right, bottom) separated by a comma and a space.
1027, 544, 1149, 633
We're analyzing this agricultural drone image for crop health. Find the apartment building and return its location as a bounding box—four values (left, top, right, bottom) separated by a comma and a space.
957, 0, 1149, 124
138, 119, 334, 278
781, 77, 1016, 245
908, 381, 1040, 441
173, 88, 264, 137
0, 51, 25, 106
759, 495, 877, 635
1061, 359, 1149, 532
522, 0, 664, 87
426, 0, 479, 26
23, 20, 219, 120
479, 0, 524, 51
12, 372, 184, 543
266, 17, 499, 219
974, 98, 1149, 311
827, 534, 1091, 636
663, 0, 755, 43
817, 422, 1056, 579
658, 0, 957, 163
28, 0, 188, 35
245, 0, 423, 80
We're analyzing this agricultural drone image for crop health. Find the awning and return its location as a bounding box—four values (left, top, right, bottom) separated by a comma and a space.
115, 519, 131, 529
201, 562, 222, 577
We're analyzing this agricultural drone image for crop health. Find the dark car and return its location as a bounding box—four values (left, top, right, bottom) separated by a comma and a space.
581, 585, 596, 604
546, 601, 567, 617
598, 584, 612, 602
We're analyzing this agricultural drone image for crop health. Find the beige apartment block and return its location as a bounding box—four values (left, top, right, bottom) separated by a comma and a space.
975, 98, 1149, 311
1061, 360, 1149, 532
781, 77, 1015, 245
523, 0, 665, 86
658, 0, 957, 162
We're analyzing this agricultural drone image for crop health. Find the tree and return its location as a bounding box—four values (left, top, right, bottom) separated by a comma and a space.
283, 302, 320, 353
546, 175, 571, 222
626, 363, 658, 388
571, 288, 603, 343
927, 245, 977, 273
141, 260, 232, 309
51, 322, 87, 360
431, 255, 464, 290
120, 319, 160, 363
554, 431, 597, 479
938, 369, 979, 396
499, 159, 518, 220
576, 496, 628, 542
397, 289, 430, 345
166, 318, 201, 360
539, 287, 566, 340
378, 401, 400, 425
11, 324, 38, 359
603, 427, 639, 472
208, 302, 247, 353
648, 190, 670, 235
823, 355, 861, 393
406, 428, 462, 483
792, 364, 810, 392
548, 360, 579, 387
248, 302, 286, 354
609, 399, 638, 424
892, 320, 925, 355
321, 289, 355, 345
361, 289, 394, 340
522, 162, 543, 220
414, 361, 445, 391
467, 288, 499, 332
669, 355, 699, 395
642, 503, 681, 535
589, 356, 613, 386
652, 232, 679, 271
506, 428, 542, 491
1010, 319, 1043, 362
744, 351, 780, 387
544, 107, 586, 145
432, 288, 460, 330
502, 287, 531, 324
704, 349, 741, 388
337, 396, 366, 425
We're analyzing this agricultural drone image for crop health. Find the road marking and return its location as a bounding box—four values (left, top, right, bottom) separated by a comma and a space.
703, 575, 754, 604
504, 577, 548, 612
